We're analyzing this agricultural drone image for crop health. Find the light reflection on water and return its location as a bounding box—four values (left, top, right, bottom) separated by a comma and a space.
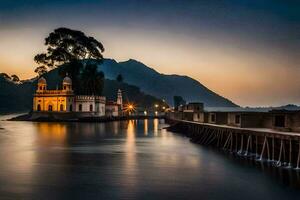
0, 117, 300, 199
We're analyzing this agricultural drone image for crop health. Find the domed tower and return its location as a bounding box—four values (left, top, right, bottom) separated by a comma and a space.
62, 74, 72, 92
37, 77, 47, 92
117, 89, 123, 109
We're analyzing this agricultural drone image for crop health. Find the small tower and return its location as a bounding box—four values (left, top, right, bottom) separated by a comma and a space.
37, 77, 47, 92
117, 89, 123, 109
62, 74, 72, 92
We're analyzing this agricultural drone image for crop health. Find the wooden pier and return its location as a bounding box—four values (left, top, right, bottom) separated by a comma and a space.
166, 118, 300, 169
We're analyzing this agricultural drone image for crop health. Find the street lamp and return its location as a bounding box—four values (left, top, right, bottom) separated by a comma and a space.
124, 103, 136, 116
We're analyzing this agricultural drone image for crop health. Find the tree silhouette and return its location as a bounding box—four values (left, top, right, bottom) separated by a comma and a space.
11, 75, 20, 82
173, 96, 186, 109
58, 61, 84, 94
80, 63, 105, 95
116, 74, 123, 82
0, 73, 10, 80
34, 27, 105, 70
34, 27, 106, 95
34, 66, 48, 76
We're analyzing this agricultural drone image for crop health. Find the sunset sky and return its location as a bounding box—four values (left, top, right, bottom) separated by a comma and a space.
0, 0, 299, 106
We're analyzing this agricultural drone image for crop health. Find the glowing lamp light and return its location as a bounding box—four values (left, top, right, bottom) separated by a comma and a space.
124, 103, 136, 113
162, 106, 166, 110
155, 104, 159, 108
144, 111, 147, 115
155, 111, 158, 116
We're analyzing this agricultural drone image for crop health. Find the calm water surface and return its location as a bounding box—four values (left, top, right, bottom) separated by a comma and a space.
0, 115, 300, 200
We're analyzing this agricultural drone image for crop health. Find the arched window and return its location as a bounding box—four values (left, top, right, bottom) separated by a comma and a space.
48, 105, 53, 111
60, 104, 64, 111
90, 104, 93, 112
69, 105, 73, 112
64, 86, 66, 90
39, 86, 42, 90
79, 104, 82, 111
37, 104, 41, 111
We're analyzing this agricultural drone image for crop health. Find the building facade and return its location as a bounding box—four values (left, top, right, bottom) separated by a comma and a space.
33, 76, 106, 117
227, 112, 267, 128
105, 101, 120, 117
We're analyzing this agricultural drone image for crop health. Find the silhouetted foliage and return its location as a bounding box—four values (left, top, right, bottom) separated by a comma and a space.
116, 74, 123, 82
34, 66, 48, 76
11, 75, 20, 82
0, 73, 10, 80
173, 96, 186, 110
58, 60, 83, 94
81, 63, 104, 95
34, 27, 105, 70
58, 61, 104, 95
34, 27, 106, 95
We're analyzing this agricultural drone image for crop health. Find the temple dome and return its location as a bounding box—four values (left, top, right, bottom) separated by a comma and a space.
63, 76, 72, 85
38, 77, 46, 84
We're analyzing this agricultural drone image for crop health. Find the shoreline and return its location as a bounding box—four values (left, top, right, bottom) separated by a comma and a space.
8, 113, 165, 123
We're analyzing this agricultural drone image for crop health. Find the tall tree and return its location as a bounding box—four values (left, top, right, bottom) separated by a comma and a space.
34, 27, 106, 95
58, 61, 84, 94
34, 66, 48, 76
34, 27, 105, 70
116, 74, 123, 82
80, 62, 105, 95
173, 96, 186, 110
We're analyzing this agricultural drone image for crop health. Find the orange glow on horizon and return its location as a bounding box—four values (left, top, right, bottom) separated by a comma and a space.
0, 27, 299, 106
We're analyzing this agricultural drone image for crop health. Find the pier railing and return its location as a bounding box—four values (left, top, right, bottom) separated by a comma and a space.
166, 118, 300, 169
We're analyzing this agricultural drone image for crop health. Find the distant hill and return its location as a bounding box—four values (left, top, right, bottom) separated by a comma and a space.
0, 58, 239, 113
0, 75, 34, 113
0, 68, 165, 114
99, 59, 237, 107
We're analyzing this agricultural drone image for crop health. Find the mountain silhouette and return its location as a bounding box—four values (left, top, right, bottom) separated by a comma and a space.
0, 58, 239, 113
99, 59, 237, 107
0, 68, 166, 113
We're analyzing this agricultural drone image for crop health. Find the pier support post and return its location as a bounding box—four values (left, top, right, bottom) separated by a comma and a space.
266, 137, 270, 161
223, 132, 231, 150
245, 135, 251, 156
239, 134, 244, 155
260, 136, 267, 160
272, 136, 275, 161
277, 140, 284, 166
255, 135, 258, 158
297, 140, 300, 169
289, 139, 292, 167
235, 134, 238, 153
230, 132, 233, 152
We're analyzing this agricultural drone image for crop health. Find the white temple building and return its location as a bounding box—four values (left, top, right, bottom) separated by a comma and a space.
33, 75, 122, 118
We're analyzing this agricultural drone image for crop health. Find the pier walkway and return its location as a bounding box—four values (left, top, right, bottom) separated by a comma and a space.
166, 118, 300, 169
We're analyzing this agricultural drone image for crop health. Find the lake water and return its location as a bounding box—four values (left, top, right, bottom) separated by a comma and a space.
0, 115, 300, 199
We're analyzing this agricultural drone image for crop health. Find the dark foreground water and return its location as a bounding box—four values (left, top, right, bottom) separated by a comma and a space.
0, 115, 300, 200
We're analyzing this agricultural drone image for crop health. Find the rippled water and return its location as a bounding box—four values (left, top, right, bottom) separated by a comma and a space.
0, 115, 300, 200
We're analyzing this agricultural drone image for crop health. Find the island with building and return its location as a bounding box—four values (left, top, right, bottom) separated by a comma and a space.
31, 75, 121, 120
9, 72, 167, 122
